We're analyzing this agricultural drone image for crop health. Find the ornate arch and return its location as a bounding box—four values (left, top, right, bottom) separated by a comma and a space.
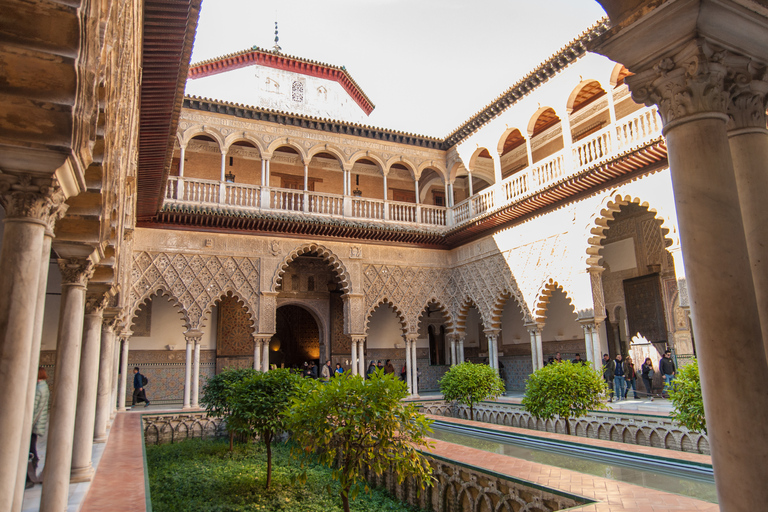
586, 193, 677, 271
489, 289, 532, 330
199, 290, 258, 331
365, 298, 408, 335
272, 242, 351, 295
415, 299, 451, 331
180, 125, 226, 151
128, 287, 191, 333
532, 278, 577, 324
384, 155, 417, 179
453, 297, 485, 334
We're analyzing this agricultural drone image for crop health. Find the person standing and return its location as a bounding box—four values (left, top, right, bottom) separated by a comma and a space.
334, 362, 344, 376
27, 367, 50, 487
384, 359, 395, 375
641, 357, 655, 401
602, 354, 614, 402
132, 367, 150, 407
376, 360, 384, 372
660, 350, 676, 398
612, 354, 626, 402
624, 356, 638, 399
400, 363, 407, 381
366, 361, 377, 379
571, 353, 584, 364
320, 360, 332, 382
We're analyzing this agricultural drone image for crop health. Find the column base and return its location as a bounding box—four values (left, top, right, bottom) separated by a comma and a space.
117, 407, 128, 412
70, 465, 94, 483
93, 434, 107, 444
182, 405, 193, 410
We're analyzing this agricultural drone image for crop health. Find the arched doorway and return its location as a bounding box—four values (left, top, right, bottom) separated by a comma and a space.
272, 305, 320, 369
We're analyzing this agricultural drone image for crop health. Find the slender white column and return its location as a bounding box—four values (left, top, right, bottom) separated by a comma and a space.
383, 173, 388, 200
458, 336, 465, 363
560, 110, 573, 148
350, 339, 358, 376
444, 180, 450, 206
591, 324, 602, 369
12, 231, 53, 511
265, 160, 271, 186
94, 319, 116, 443
182, 336, 193, 409
192, 339, 201, 408
526, 325, 543, 371
303, 164, 309, 191
260, 159, 265, 185
179, 146, 186, 177
220, 152, 226, 182
117, 336, 130, 412
524, 136, 534, 167
253, 339, 262, 370
449, 335, 457, 366
486, 331, 499, 371
357, 339, 365, 376
580, 322, 595, 369
410, 337, 419, 397
414, 179, 420, 204
404, 338, 413, 395
40, 258, 94, 512
605, 86, 617, 125
262, 338, 270, 371
467, 172, 474, 197
71, 297, 107, 482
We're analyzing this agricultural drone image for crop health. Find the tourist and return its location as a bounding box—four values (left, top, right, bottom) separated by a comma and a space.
309, 361, 317, 379
612, 354, 626, 401
545, 357, 555, 366
641, 357, 655, 401
602, 354, 614, 401
320, 360, 332, 382
624, 356, 638, 399
132, 367, 150, 407
366, 360, 377, 379
376, 360, 384, 371
660, 350, 676, 398
302, 362, 311, 378
571, 353, 584, 364
554, 352, 562, 363
27, 367, 49, 488
400, 363, 407, 381
335, 362, 344, 376
384, 359, 395, 374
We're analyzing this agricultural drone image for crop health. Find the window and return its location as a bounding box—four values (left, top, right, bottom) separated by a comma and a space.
292, 81, 304, 102
432, 191, 445, 206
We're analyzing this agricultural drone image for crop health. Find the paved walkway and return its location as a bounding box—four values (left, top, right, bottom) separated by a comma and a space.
426, 415, 717, 511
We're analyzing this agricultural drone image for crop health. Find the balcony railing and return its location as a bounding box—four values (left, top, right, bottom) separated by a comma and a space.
164, 106, 662, 232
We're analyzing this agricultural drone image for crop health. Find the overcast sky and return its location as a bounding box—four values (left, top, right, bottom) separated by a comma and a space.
190, 0, 607, 138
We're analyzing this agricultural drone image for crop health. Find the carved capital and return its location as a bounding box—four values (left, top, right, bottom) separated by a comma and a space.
0, 174, 68, 231
524, 322, 543, 335
627, 39, 730, 128
184, 329, 204, 345
84, 293, 109, 315
58, 258, 95, 287
350, 335, 366, 344
725, 56, 768, 131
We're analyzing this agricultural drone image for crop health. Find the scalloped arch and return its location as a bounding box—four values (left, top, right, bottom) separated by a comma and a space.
586, 193, 676, 271
532, 278, 577, 324
199, 290, 257, 331
128, 287, 191, 334
365, 298, 408, 335
272, 243, 351, 295
415, 299, 451, 332
489, 288, 533, 330
454, 297, 487, 334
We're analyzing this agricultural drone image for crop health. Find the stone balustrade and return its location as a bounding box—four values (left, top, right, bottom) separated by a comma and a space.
417, 400, 709, 455
164, 106, 662, 231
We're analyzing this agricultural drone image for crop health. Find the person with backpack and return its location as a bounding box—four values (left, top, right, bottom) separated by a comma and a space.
132, 367, 150, 407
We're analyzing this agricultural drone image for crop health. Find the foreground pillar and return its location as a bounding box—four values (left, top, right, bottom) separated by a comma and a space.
625, 39, 768, 509
110, 333, 121, 418
726, 65, 768, 350
350, 339, 358, 376
356, 337, 366, 376
448, 334, 457, 366
94, 316, 117, 443
457, 335, 465, 363
0, 177, 64, 512
117, 336, 130, 411
182, 333, 197, 409
40, 258, 94, 512
262, 338, 270, 371
253, 338, 262, 371
70, 294, 107, 482
192, 338, 201, 408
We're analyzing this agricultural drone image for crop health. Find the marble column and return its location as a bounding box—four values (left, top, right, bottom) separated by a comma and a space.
253, 338, 262, 371
13, 228, 54, 512
110, 333, 121, 418
457, 335, 465, 363
356, 338, 366, 376
579, 321, 600, 370
485, 330, 499, 371
70, 294, 108, 482
117, 336, 130, 412
262, 337, 270, 371
449, 334, 457, 366
94, 317, 117, 443
409, 335, 419, 398
0, 177, 64, 512
350, 338, 358, 376
404, 337, 413, 395
526, 324, 543, 371
624, 39, 768, 508
192, 338, 201, 408
182, 333, 199, 409
726, 64, 768, 350
40, 258, 94, 512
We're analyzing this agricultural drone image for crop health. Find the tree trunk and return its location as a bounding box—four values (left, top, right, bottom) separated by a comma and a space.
341, 487, 351, 512
470, 405, 474, 421
265, 434, 272, 489
564, 418, 571, 436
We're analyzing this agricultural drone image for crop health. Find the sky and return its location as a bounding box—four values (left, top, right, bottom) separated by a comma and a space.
190, 0, 607, 138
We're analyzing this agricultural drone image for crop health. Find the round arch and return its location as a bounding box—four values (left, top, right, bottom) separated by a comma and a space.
610, 63, 632, 87
497, 127, 526, 156
527, 106, 561, 136
272, 243, 352, 295
307, 143, 349, 168
266, 138, 309, 163
349, 151, 387, 175
416, 162, 448, 182
467, 147, 494, 175
181, 126, 226, 151
384, 156, 418, 180
275, 299, 329, 351
223, 133, 265, 155
566, 79, 609, 112
586, 193, 676, 271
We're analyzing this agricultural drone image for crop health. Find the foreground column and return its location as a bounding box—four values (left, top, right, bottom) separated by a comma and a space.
356, 337, 366, 376
448, 334, 457, 366
408, 335, 419, 398
70, 294, 107, 482
350, 339, 358, 376
94, 316, 117, 443
182, 334, 195, 409
110, 333, 121, 419
0, 177, 63, 512
457, 335, 465, 363
253, 338, 262, 371
626, 40, 768, 508
40, 258, 94, 512
262, 338, 270, 371
726, 65, 768, 350
485, 330, 499, 371
526, 324, 543, 371
117, 336, 130, 411
192, 338, 201, 408
404, 337, 413, 395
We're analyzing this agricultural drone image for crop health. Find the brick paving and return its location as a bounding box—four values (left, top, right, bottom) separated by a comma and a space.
426, 415, 718, 511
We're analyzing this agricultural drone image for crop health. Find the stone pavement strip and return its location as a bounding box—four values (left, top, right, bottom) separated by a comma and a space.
425, 415, 718, 511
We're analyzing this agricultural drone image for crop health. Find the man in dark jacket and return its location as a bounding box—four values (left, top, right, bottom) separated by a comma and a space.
612, 354, 626, 402
660, 350, 676, 398
132, 367, 150, 407
602, 354, 614, 401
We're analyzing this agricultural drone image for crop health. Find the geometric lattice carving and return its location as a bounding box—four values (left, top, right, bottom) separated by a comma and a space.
130, 251, 260, 331
216, 295, 255, 357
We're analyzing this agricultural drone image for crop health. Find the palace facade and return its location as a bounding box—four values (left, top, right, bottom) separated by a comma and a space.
1, 1, 767, 511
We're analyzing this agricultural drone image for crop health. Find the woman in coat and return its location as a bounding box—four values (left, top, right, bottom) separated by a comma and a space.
624, 356, 639, 399
641, 357, 655, 401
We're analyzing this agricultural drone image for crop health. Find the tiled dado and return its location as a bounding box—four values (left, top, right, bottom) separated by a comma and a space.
418, 400, 710, 455
127, 350, 216, 403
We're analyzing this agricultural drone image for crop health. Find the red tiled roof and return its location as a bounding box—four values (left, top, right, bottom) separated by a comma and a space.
188, 47, 375, 115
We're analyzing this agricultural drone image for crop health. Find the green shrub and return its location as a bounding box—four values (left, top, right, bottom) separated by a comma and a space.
201, 367, 257, 450
669, 358, 706, 434
146, 439, 421, 512
522, 361, 607, 435
286, 373, 433, 512
439, 362, 505, 420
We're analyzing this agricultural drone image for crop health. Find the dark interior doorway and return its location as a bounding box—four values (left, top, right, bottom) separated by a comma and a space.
271, 305, 320, 369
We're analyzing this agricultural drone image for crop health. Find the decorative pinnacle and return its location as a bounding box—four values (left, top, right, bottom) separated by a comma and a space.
273, 21, 281, 53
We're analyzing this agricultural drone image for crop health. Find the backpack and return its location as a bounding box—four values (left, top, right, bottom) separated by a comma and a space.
141, 375, 149, 386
